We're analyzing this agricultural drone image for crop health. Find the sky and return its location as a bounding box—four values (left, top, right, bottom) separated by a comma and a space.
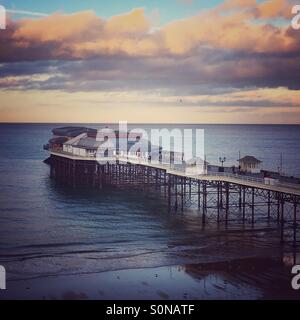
0, 0, 300, 123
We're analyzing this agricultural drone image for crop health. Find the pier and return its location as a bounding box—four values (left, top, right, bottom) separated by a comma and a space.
48, 151, 300, 247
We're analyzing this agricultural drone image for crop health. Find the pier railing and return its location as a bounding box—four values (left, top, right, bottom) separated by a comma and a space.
117, 155, 265, 182
201, 172, 265, 184
50, 149, 300, 190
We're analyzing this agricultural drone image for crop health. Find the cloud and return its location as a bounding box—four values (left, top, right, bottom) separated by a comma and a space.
0, 1, 299, 102
162, 0, 299, 55
0, 9, 160, 61
1, 1, 299, 63
7, 9, 49, 17
256, 0, 292, 19
220, 0, 292, 18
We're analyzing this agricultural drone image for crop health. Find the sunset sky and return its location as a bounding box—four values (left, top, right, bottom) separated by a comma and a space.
0, 0, 300, 123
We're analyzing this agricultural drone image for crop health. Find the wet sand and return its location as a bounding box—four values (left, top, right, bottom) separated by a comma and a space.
1, 256, 299, 300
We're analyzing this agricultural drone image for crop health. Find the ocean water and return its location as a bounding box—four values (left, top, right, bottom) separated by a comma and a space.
0, 123, 299, 299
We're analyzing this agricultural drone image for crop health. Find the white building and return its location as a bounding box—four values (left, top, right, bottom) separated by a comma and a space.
53, 127, 205, 175
61, 132, 157, 160
238, 156, 262, 174
62, 133, 100, 158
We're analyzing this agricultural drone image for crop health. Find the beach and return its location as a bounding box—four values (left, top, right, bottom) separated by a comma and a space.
1, 255, 299, 300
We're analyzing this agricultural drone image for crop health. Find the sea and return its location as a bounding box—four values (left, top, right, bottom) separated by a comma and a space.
0, 123, 299, 299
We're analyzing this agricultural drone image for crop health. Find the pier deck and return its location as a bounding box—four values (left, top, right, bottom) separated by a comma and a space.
50, 151, 300, 196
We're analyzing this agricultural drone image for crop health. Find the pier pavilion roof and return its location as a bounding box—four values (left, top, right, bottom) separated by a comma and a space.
52, 126, 96, 138
76, 137, 103, 150
63, 133, 158, 153
238, 156, 262, 164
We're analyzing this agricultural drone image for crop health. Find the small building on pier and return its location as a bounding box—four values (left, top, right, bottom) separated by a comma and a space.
238, 155, 262, 174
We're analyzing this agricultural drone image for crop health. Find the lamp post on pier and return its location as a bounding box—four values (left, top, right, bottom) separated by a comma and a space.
219, 157, 226, 173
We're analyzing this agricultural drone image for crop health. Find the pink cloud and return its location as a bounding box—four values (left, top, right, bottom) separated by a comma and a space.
0, 1, 299, 94
1, 2, 299, 62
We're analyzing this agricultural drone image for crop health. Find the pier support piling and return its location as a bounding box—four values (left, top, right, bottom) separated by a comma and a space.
48, 154, 300, 246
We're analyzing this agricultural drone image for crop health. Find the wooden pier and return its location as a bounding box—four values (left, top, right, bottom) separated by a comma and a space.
48, 152, 300, 247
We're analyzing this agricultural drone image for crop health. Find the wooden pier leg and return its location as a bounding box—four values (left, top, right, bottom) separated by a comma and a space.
167, 175, 171, 213
142, 166, 146, 191
134, 165, 137, 185
50, 157, 53, 178
202, 181, 207, 225
124, 163, 126, 185
107, 163, 109, 182
159, 170, 162, 192
239, 185, 242, 210
92, 163, 96, 188
72, 160, 76, 188
267, 191, 271, 222
116, 163, 119, 186
217, 182, 220, 223
109, 164, 117, 186
120, 163, 123, 185
147, 167, 150, 186
69, 160, 72, 186
60, 158, 63, 183
242, 186, 246, 224
251, 188, 255, 226
220, 183, 223, 209
198, 180, 201, 211
99, 165, 103, 189
277, 194, 280, 224
116, 162, 119, 186
56, 157, 59, 182
164, 172, 167, 198
280, 198, 285, 244
175, 176, 178, 212
181, 177, 184, 212
293, 201, 297, 247
189, 178, 192, 199
95, 164, 98, 188
119, 163, 122, 186
225, 183, 229, 226
65, 160, 69, 185
60, 158, 64, 184
84, 162, 88, 186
